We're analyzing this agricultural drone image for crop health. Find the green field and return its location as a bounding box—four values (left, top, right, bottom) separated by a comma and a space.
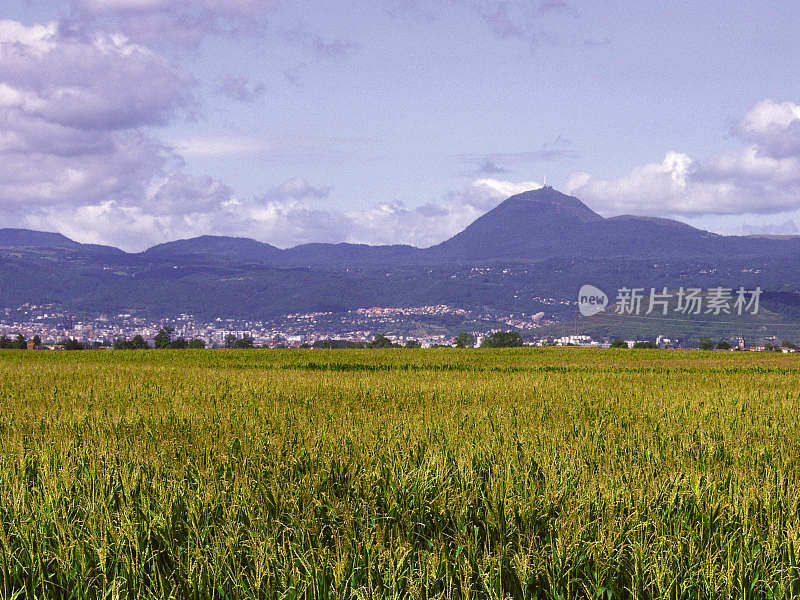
2, 348, 800, 598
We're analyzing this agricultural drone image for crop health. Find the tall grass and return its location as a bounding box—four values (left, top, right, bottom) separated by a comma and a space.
1, 348, 800, 598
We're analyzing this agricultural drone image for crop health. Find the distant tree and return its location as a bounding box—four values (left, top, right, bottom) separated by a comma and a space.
0, 335, 11, 349
233, 336, 254, 349
481, 331, 523, 348
455, 333, 475, 348
154, 327, 174, 349
698, 337, 714, 350
313, 339, 366, 349
113, 338, 134, 350
764, 342, 779, 352
188, 338, 206, 349
12, 334, 26, 350
115, 335, 151, 350
299, 343, 311, 349
224, 333, 237, 349
610, 339, 628, 349
368, 334, 397, 349
405, 339, 422, 348
170, 337, 189, 349
716, 340, 732, 350
32, 335, 41, 349
632, 341, 656, 349
782, 340, 798, 350
60, 338, 84, 351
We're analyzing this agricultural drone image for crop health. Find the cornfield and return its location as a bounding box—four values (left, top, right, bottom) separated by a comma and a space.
2, 347, 800, 598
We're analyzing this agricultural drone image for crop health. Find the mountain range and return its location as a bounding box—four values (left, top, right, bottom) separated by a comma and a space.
7, 187, 800, 264
2, 187, 800, 323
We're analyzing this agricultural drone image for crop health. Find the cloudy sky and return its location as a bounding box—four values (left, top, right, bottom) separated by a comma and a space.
2, 1, 800, 250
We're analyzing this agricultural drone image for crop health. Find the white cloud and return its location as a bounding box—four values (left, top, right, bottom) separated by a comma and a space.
740, 99, 800, 132
16, 175, 541, 252
274, 177, 330, 199
234, 177, 533, 249
81, 0, 171, 12
737, 218, 799, 236
736, 99, 800, 159
0, 20, 193, 131
79, 0, 278, 17
141, 173, 233, 216
473, 178, 543, 198
564, 100, 800, 218
171, 136, 266, 157
0, 130, 169, 210
70, 0, 279, 46
0, 20, 58, 55
564, 152, 697, 214
0, 19, 221, 248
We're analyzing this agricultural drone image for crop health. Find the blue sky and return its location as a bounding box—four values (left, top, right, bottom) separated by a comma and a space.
2, 0, 800, 250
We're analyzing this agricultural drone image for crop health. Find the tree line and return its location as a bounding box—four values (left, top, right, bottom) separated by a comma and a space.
0, 329, 529, 351
0, 334, 40, 349
312, 331, 524, 349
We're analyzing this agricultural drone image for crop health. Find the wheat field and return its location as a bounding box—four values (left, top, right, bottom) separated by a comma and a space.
1, 348, 800, 598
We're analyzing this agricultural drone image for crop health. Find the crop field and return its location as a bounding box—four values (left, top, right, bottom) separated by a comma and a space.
2, 348, 800, 598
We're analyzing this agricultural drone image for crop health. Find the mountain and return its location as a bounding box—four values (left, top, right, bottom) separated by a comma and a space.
142, 235, 283, 264
12, 187, 795, 267
0, 228, 125, 256
3, 187, 800, 325
141, 236, 423, 267
429, 187, 800, 261
0, 228, 81, 249
427, 187, 603, 261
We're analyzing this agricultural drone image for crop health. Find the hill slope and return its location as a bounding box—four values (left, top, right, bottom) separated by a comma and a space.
0, 228, 80, 249
142, 235, 283, 264
427, 187, 800, 261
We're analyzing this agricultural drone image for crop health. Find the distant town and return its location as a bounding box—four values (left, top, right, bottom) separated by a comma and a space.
0, 302, 795, 352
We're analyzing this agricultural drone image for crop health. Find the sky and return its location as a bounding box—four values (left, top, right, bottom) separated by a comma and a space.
1, 0, 800, 251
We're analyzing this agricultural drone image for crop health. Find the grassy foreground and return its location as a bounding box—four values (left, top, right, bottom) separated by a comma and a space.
2, 348, 800, 598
